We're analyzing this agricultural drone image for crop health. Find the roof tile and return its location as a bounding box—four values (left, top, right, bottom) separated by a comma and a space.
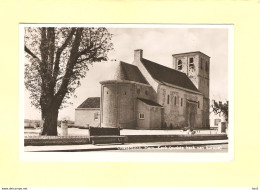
119, 61, 149, 84
77, 97, 100, 108
137, 98, 163, 107
141, 58, 199, 92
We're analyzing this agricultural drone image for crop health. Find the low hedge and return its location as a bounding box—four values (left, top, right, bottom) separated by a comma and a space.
24, 136, 89, 146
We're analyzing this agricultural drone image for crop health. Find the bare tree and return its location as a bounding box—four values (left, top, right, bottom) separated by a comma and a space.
24, 27, 113, 135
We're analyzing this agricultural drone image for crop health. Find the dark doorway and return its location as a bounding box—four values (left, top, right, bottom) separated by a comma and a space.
186, 101, 197, 129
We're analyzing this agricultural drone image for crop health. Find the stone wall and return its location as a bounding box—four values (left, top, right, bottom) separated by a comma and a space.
102, 83, 117, 127
172, 52, 210, 128
100, 80, 157, 129
149, 106, 163, 129
172, 54, 200, 87
136, 100, 151, 129
157, 84, 203, 128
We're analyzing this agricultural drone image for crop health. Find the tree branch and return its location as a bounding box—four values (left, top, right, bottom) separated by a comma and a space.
39, 28, 48, 76
52, 28, 76, 82
76, 57, 89, 64
77, 42, 93, 57
24, 45, 41, 61
54, 28, 83, 105
46, 28, 55, 74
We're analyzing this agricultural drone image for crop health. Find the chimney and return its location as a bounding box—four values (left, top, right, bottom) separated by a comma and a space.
134, 49, 143, 61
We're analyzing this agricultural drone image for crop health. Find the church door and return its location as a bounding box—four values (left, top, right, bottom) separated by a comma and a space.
186, 101, 197, 129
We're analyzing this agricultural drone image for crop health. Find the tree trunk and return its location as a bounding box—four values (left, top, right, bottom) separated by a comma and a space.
41, 106, 59, 136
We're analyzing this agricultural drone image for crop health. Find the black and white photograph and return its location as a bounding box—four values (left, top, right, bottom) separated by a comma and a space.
21, 24, 233, 160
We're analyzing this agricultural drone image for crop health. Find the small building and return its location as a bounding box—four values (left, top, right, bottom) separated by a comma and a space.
210, 99, 228, 133
74, 97, 100, 127
210, 113, 224, 128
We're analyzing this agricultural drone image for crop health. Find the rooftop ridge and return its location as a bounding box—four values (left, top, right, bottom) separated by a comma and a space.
120, 61, 137, 67
172, 51, 210, 58
117, 61, 149, 85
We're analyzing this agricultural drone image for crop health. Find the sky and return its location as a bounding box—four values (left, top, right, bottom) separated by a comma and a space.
24, 26, 230, 121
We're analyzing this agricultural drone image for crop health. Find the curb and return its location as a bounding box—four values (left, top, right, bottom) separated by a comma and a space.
27, 141, 228, 152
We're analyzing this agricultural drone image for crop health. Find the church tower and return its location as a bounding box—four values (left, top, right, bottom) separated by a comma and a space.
172, 51, 210, 128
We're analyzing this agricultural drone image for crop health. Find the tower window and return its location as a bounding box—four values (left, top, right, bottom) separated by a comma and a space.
189, 57, 194, 69
174, 96, 177, 105
177, 60, 182, 70
198, 101, 200, 108
167, 95, 170, 104
137, 88, 140, 94
181, 98, 183, 107
145, 90, 148, 95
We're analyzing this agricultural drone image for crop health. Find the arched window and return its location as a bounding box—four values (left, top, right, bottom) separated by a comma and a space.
189, 57, 194, 69
177, 60, 182, 70
167, 95, 170, 104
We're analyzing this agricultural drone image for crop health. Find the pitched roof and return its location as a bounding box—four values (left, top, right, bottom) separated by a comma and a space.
137, 98, 163, 107
117, 61, 148, 84
77, 97, 100, 109
141, 58, 199, 92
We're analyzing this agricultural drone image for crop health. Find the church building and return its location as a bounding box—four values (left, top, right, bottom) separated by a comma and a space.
99, 49, 210, 129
